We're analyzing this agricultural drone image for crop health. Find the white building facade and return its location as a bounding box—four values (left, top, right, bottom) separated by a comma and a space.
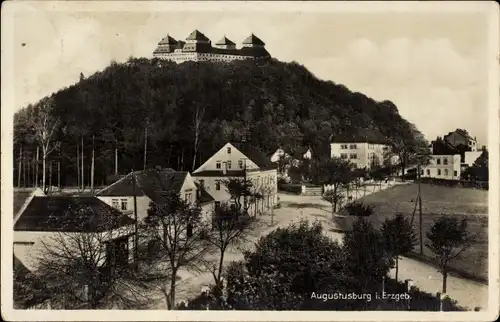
330, 142, 395, 169
421, 154, 461, 180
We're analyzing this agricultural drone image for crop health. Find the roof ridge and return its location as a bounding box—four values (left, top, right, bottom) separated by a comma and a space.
96, 172, 134, 195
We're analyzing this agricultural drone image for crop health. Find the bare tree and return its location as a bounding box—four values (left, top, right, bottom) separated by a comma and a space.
27, 98, 60, 193
222, 178, 254, 214
142, 190, 213, 309
28, 203, 155, 309
191, 104, 206, 171
204, 203, 256, 293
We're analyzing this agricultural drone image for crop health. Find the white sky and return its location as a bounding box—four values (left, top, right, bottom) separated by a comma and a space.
4, 1, 496, 145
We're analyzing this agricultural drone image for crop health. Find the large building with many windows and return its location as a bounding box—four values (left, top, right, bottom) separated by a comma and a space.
153, 29, 271, 63
421, 154, 462, 180
330, 141, 397, 169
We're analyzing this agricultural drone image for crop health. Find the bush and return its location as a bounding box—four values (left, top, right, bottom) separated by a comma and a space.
278, 183, 302, 194
419, 177, 488, 190
344, 201, 374, 217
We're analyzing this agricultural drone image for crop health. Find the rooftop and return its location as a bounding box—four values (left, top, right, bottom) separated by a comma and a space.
14, 196, 135, 233
186, 29, 210, 41
242, 33, 265, 46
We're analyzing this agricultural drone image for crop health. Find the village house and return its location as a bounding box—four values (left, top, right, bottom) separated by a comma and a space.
330, 140, 397, 169
96, 168, 215, 223
13, 194, 136, 275
270, 146, 312, 177
420, 154, 462, 180
192, 142, 278, 215
443, 128, 478, 152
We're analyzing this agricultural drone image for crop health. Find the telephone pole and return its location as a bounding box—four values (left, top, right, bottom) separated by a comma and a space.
131, 170, 139, 270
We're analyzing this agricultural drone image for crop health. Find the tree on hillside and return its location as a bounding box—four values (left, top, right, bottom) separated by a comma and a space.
27, 98, 60, 193
344, 201, 374, 217
426, 216, 472, 293
142, 192, 213, 309
204, 203, 257, 297
381, 214, 417, 282
342, 218, 393, 292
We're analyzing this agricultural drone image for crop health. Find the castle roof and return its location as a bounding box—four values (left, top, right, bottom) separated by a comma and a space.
186, 29, 210, 41
242, 33, 265, 46
158, 34, 178, 45
215, 36, 235, 46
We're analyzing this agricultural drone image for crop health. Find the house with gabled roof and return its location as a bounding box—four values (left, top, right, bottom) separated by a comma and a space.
13, 196, 136, 274
192, 142, 278, 215
96, 167, 214, 223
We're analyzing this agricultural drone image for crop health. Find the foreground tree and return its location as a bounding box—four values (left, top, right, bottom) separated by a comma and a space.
142, 191, 213, 309
381, 214, 417, 281
30, 203, 155, 309
205, 203, 257, 293
426, 216, 472, 293
342, 218, 393, 292
323, 189, 345, 214
222, 178, 254, 214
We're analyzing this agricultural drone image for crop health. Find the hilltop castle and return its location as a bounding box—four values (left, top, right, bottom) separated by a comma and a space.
153, 29, 271, 63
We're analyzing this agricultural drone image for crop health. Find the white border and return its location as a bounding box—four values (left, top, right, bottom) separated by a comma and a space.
2, 1, 499, 321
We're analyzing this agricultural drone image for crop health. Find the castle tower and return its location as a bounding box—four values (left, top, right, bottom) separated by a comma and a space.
182, 29, 212, 52
242, 33, 265, 48
153, 34, 179, 55
215, 36, 236, 50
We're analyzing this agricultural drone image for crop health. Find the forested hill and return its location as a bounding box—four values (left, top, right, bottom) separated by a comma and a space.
14, 57, 421, 186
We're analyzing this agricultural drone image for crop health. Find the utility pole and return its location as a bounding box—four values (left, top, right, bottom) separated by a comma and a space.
143, 126, 148, 171
417, 163, 423, 255
91, 135, 95, 192
131, 170, 139, 270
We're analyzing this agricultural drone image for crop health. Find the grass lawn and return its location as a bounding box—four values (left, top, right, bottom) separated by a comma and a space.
338, 183, 489, 283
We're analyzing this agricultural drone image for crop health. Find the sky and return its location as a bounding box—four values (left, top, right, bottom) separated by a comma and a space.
5, 1, 495, 146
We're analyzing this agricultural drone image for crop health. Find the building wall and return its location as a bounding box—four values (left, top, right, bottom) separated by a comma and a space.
421, 155, 461, 180
330, 143, 391, 169
444, 132, 477, 152
194, 142, 260, 173
14, 225, 135, 272
153, 52, 253, 63
193, 169, 278, 214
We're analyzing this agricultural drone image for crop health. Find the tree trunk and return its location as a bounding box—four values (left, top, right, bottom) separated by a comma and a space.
168, 272, 177, 310
115, 139, 118, 175
91, 135, 95, 192
143, 127, 148, 170
442, 267, 448, 293
17, 145, 22, 188
216, 249, 225, 287
58, 161, 61, 190
418, 168, 423, 255
77, 143, 80, 191
42, 154, 47, 193
35, 146, 40, 188
180, 147, 184, 171
81, 136, 85, 191
49, 160, 53, 193
23, 152, 27, 187
27, 155, 31, 187
395, 256, 399, 282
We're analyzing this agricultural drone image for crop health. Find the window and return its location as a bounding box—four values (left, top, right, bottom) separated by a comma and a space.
120, 199, 128, 211
216, 161, 222, 169
350, 144, 357, 149
436, 158, 441, 165
454, 170, 458, 177
112, 199, 119, 209
215, 181, 221, 191
214, 201, 221, 209
227, 161, 232, 169
350, 154, 357, 159
238, 160, 244, 169
227, 147, 232, 154
444, 169, 449, 176
340, 153, 348, 159
427, 169, 430, 175
437, 169, 441, 176
420, 170, 424, 175
185, 193, 192, 203
341, 144, 348, 149
443, 158, 448, 165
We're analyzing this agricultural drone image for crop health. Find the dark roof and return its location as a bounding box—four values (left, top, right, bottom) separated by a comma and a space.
97, 168, 188, 204
14, 197, 135, 233
195, 182, 215, 204
158, 34, 178, 45
186, 29, 210, 41
215, 36, 235, 46
14, 190, 34, 217
242, 33, 265, 46
231, 142, 276, 169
